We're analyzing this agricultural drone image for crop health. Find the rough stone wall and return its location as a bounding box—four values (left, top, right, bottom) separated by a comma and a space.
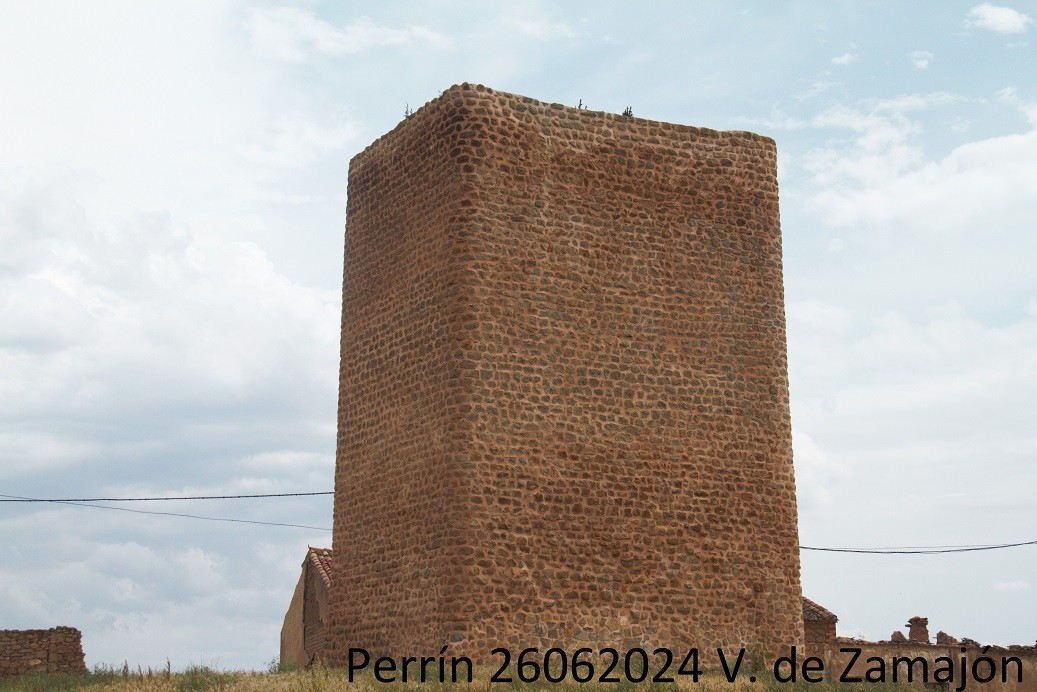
0, 627, 86, 677
330, 83, 803, 663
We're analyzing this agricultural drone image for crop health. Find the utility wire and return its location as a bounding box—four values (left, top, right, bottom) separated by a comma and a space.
800, 540, 1037, 554
855, 543, 1000, 549
0, 491, 333, 502
0, 494, 331, 531
2, 494, 1035, 551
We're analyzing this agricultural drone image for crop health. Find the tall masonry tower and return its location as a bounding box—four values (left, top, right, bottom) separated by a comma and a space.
329, 83, 803, 663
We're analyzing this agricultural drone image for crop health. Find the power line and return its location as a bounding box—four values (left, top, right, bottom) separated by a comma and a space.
2, 494, 1034, 551
856, 543, 1001, 549
0, 491, 333, 502
0, 494, 331, 531
799, 540, 1037, 554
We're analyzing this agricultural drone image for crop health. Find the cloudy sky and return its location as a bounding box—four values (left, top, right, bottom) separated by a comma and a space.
1, 0, 1034, 671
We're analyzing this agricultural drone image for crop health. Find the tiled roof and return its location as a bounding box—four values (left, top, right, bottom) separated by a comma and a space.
307, 546, 332, 590
802, 596, 837, 622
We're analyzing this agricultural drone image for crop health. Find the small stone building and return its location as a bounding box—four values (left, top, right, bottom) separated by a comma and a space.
801, 597, 838, 655
280, 546, 332, 667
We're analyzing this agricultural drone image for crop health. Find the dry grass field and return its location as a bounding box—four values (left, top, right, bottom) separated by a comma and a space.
0, 663, 919, 692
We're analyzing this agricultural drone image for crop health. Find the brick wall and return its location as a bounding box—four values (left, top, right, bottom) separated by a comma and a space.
804, 619, 836, 656
303, 561, 328, 664
0, 627, 86, 677
330, 83, 803, 663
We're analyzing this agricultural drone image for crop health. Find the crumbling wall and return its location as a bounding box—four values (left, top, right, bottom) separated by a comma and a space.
802, 614, 1035, 692
907, 616, 929, 643
825, 641, 1036, 692
0, 627, 86, 677
330, 82, 803, 663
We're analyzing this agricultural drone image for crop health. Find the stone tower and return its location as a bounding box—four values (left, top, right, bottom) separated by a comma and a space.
329, 83, 803, 664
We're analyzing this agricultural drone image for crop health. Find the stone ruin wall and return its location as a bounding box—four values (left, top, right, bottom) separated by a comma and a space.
809, 615, 1036, 692
0, 627, 86, 677
825, 641, 1037, 692
330, 83, 803, 663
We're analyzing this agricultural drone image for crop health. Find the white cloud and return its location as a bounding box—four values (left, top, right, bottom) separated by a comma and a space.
788, 300, 853, 333
994, 580, 1030, 592
0, 196, 342, 485
797, 81, 841, 100
998, 85, 1019, 102
737, 108, 808, 131
868, 92, 962, 112
996, 84, 1037, 126
831, 52, 858, 65
793, 428, 848, 509
0, 432, 96, 479
0, 519, 318, 669
966, 3, 1033, 34
798, 94, 964, 196
0, 216, 340, 418
802, 92, 1037, 229
244, 113, 359, 168
909, 50, 934, 68
0, 4, 344, 668
804, 108, 922, 188
246, 9, 453, 61
514, 19, 578, 40
790, 305, 1037, 527
811, 127, 1037, 228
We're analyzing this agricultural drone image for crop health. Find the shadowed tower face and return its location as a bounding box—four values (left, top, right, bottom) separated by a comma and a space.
329, 83, 803, 663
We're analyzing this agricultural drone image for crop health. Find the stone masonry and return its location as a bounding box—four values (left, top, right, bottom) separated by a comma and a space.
0, 627, 86, 677
828, 616, 1037, 692
329, 83, 803, 663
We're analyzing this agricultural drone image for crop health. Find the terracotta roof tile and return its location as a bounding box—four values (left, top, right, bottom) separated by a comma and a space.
802, 596, 837, 622
307, 546, 332, 590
